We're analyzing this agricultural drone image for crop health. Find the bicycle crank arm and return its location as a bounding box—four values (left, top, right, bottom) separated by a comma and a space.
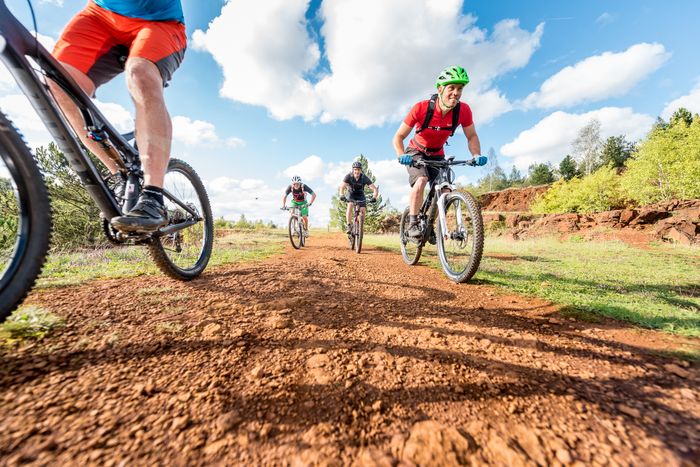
157, 219, 199, 236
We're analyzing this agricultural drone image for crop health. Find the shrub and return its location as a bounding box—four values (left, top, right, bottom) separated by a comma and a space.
620, 112, 700, 204
531, 166, 625, 214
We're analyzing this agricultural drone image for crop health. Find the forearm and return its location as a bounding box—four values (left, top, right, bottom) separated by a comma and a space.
393, 137, 406, 156
468, 134, 481, 157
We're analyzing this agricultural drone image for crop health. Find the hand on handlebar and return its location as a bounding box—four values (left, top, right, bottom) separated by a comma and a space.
398, 154, 413, 165
474, 155, 488, 166
340, 195, 348, 202
369, 197, 377, 203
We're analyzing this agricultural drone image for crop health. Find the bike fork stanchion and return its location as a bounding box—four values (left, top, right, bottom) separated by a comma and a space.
437, 191, 450, 240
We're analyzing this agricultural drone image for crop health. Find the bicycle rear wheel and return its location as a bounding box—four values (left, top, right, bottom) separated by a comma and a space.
436, 191, 484, 283
289, 216, 302, 249
399, 207, 422, 265
354, 214, 363, 254
0, 112, 52, 322
149, 158, 213, 280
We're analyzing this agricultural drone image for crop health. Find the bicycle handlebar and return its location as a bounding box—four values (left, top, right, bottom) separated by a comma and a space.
412, 158, 477, 168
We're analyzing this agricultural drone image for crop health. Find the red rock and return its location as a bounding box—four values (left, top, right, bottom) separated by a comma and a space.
619, 209, 637, 226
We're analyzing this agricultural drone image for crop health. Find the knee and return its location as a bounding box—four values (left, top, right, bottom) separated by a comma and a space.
413, 177, 428, 191
126, 59, 163, 97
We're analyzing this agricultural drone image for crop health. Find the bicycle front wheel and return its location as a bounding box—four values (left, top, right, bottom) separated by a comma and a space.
149, 158, 213, 280
436, 191, 484, 283
0, 112, 52, 321
289, 216, 302, 249
354, 214, 363, 254
399, 207, 422, 265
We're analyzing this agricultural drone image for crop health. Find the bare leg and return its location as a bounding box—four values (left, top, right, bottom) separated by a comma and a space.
346, 202, 353, 225
302, 216, 309, 230
47, 63, 121, 173
125, 58, 170, 188
409, 177, 428, 216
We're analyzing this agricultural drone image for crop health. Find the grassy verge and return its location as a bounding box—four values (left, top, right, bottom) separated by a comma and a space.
38, 229, 287, 288
1, 305, 65, 343
364, 234, 700, 338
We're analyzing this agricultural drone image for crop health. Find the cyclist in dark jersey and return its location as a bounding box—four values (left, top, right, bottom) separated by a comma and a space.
282, 176, 316, 235
49, 0, 186, 232
392, 66, 487, 238
339, 161, 379, 234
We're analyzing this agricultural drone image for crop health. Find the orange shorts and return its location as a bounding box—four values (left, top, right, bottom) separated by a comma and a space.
52, 1, 186, 88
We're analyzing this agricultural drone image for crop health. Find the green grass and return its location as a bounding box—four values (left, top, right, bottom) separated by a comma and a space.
364, 234, 700, 338
1, 305, 65, 342
38, 229, 287, 288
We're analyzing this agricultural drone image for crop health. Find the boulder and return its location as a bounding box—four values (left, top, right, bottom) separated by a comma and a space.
619, 209, 638, 226
631, 208, 671, 225
664, 227, 694, 246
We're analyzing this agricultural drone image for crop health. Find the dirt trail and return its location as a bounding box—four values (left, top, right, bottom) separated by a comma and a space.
2, 233, 699, 465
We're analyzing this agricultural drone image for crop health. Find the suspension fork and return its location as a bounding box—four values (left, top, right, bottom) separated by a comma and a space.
436, 190, 464, 240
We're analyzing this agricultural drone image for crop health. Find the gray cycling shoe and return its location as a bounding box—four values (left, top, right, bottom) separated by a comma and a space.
407, 222, 422, 238
111, 192, 168, 232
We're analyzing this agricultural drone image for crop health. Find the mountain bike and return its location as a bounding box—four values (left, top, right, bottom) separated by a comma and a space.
341, 197, 375, 254
282, 206, 307, 249
399, 156, 484, 283
0, 1, 213, 321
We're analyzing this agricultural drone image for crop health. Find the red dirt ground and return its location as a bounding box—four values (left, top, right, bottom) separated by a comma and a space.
1, 234, 698, 465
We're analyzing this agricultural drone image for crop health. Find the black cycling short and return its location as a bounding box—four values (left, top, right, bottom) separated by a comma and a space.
405, 147, 443, 187
347, 195, 367, 207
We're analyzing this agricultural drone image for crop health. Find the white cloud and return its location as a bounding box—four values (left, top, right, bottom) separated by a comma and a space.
1, 32, 56, 91
501, 107, 654, 170
94, 100, 134, 133
172, 115, 220, 146
226, 137, 246, 148
0, 94, 52, 149
193, 0, 543, 127
661, 80, 700, 119
596, 12, 615, 25
283, 155, 325, 181
192, 0, 321, 121
39, 0, 64, 6
522, 43, 670, 109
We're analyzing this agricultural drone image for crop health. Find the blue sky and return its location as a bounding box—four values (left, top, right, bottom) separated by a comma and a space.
2, 0, 700, 226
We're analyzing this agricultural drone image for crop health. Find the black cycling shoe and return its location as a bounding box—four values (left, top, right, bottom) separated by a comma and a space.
111, 192, 168, 232
346, 223, 352, 235
407, 222, 422, 239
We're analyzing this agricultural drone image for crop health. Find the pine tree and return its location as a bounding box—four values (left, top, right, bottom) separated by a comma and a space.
329, 154, 387, 233
558, 154, 579, 181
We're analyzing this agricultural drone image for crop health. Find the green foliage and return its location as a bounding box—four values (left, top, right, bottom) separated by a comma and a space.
620, 109, 700, 204
531, 166, 624, 214
1, 306, 64, 342
601, 135, 636, 168
507, 165, 524, 186
330, 154, 391, 233
35, 143, 106, 249
0, 177, 19, 252
527, 162, 555, 185
558, 155, 579, 181
363, 234, 700, 338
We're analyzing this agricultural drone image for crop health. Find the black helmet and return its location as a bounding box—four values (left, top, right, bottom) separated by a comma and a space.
352, 161, 362, 169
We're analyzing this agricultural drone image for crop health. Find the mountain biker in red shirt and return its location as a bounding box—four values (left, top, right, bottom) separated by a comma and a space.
392, 66, 487, 238
282, 176, 316, 235
48, 0, 186, 232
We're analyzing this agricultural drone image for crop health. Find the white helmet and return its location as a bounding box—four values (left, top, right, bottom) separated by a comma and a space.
291, 175, 302, 184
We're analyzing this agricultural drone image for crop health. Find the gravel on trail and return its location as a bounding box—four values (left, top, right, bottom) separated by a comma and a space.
1, 233, 698, 465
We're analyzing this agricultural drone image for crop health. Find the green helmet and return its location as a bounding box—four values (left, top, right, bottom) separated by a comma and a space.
436, 66, 469, 88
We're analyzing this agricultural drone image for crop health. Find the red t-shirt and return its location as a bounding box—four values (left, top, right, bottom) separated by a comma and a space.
403, 99, 474, 156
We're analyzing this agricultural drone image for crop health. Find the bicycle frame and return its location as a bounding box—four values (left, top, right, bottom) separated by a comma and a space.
0, 1, 131, 219
415, 159, 472, 243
